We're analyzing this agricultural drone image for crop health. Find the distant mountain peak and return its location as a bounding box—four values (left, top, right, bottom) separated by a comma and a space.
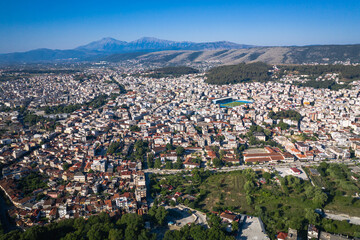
76, 37, 127, 52
99, 37, 121, 42
136, 37, 163, 41
0, 37, 262, 63
131, 37, 176, 44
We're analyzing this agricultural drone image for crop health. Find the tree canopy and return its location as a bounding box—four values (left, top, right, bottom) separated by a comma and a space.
148, 66, 199, 78
205, 62, 272, 85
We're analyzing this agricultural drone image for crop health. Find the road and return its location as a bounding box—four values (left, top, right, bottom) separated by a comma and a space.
143, 158, 357, 175
324, 211, 360, 225
149, 92, 176, 115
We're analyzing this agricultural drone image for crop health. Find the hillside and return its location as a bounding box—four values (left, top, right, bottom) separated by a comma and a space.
0, 37, 254, 64
146, 66, 199, 78
104, 44, 360, 66
0, 37, 359, 64
205, 62, 360, 86
205, 62, 272, 84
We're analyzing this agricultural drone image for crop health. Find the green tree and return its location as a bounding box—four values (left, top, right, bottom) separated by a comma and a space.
154, 158, 162, 169
166, 143, 174, 151
147, 153, 155, 168
87, 223, 108, 240
212, 157, 223, 168
305, 209, 320, 225
207, 214, 221, 228
130, 125, 141, 132
107, 141, 121, 155
246, 195, 254, 205
165, 161, 173, 169
264, 129, 272, 137
176, 146, 185, 156
174, 157, 183, 169
244, 181, 255, 193
63, 162, 70, 171
313, 191, 328, 207
263, 172, 271, 181
20, 225, 47, 240
244, 169, 256, 181
108, 229, 124, 240
138, 229, 156, 240
205, 62, 272, 85
232, 221, 239, 232
149, 206, 168, 226
190, 225, 207, 240
219, 150, 226, 160
163, 230, 182, 240
278, 121, 290, 130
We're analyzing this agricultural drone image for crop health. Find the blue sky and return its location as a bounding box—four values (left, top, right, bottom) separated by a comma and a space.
0, 0, 359, 53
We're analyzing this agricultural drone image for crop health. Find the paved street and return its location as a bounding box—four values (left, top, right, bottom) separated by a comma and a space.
144, 159, 358, 175
324, 212, 360, 225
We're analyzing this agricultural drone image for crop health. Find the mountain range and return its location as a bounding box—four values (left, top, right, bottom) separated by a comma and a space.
76, 37, 254, 52
0, 37, 254, 64
0, 37, 359, 65
104, 45, 360, 66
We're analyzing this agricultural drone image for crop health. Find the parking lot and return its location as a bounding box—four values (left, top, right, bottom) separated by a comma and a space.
238, 215, 270, 240
275, 166, 309, 180
166, 207, 194, 227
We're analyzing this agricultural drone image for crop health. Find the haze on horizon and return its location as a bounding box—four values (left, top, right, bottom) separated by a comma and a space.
0, 0, 359, 54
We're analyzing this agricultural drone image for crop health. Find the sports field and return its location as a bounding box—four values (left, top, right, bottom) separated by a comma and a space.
220, 101, 246, 107
220, 100, 253, 108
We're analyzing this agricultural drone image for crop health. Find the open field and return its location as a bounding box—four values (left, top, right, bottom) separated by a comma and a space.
303, 165, 360, 217
325, 195, 360, 217
198, 173, 253, 214
220, 101, 247, 108
310, 174, 328, 188
303, 167, 327, 188
152, 164, 360, 238
197, 171, 318, 237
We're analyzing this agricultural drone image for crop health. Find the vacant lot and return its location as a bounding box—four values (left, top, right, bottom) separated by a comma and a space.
325, 195, 360, 217
198, 173, 253, 214
304, 165, 360, 217
303, 167, 327, 188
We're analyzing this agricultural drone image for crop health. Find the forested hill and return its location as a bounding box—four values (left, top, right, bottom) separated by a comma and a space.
146, 66, 199, 78
278, 65, 360, 80
205, 62, 272, 84
205, 62, 360, 86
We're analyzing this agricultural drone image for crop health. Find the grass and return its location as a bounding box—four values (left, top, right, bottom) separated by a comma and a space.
303, 167, 331, 189
198, 171, 316, 237
198, 173, 253, 213
303, 166, 360, 217
325, 195, 360, 216
303, 167, 327, 189
291, 135, 306, 141
311, 175, 330, 189
155, 167, 360, 239
220, 101, 247, 108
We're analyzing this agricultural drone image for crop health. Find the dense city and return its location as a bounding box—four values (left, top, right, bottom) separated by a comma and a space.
0, 64, 360, 240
